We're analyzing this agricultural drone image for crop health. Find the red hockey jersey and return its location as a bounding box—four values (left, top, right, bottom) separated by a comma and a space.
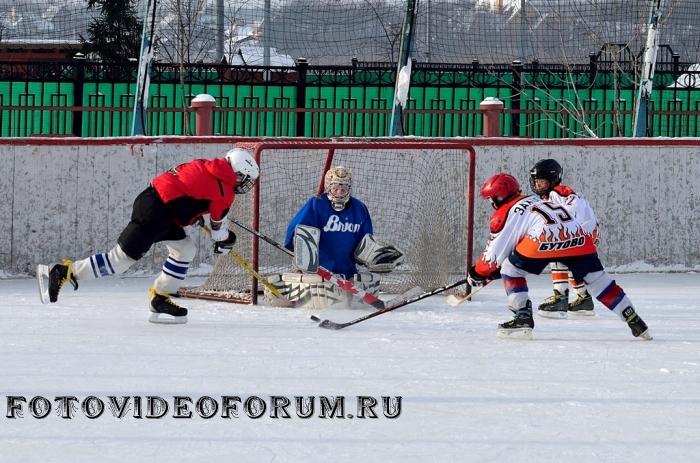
151, 158, 237, 226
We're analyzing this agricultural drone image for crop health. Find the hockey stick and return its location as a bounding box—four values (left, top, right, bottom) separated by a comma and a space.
231, 218, 385, 310
199, 222, 292, 305
310, 277, 470, 330
444, 280, 492, 307
306, 286, 424, 324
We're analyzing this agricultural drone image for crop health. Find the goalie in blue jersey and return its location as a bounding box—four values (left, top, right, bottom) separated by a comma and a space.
265, 166, 404, 309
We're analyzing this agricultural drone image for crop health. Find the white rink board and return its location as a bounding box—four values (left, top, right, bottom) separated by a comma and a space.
0, 137, 698, 274
471, 142, 700, 270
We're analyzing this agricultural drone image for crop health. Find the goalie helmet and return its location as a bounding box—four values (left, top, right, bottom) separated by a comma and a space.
480, 173, 521, 209
529, 158, 562, 196
225, 148, 260, 194
324, 166, 352, 211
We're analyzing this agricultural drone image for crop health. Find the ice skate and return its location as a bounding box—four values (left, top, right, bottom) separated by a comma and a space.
537, 289, 568, 319
37, 259, 78, 304
497, 302, 534, 340
622, 307, 652, 340
149, 288, 188, 324
568, 293, 595, 316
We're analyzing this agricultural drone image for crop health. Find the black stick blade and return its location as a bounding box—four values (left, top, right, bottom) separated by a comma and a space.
318, 319, 346, 330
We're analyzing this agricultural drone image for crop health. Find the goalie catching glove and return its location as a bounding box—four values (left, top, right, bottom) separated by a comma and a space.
353, 234, 404, 273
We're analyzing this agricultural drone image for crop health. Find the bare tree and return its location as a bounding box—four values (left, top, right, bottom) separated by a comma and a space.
222, 0, 255, 64
473, 1, 652, 137
156, 0, 209, 63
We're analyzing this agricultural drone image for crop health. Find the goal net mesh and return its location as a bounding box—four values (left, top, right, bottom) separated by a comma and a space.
184, 141, 474, 303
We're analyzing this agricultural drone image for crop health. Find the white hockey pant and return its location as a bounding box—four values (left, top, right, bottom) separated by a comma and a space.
152, 237, 196, 295
72, 244, 137, 281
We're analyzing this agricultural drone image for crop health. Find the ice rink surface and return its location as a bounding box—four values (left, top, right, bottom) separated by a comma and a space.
1, 272, 699, 462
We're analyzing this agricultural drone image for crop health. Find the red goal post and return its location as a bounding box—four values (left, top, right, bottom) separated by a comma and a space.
182, 139, 476, 304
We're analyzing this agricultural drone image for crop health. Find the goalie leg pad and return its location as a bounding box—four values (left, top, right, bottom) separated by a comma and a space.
264, 273, 347, 310
353, 234, 404, 273
353, 272, 380, 296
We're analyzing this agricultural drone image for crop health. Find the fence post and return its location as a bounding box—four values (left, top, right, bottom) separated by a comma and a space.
672, 52, 680, 79
190, 94, 216, 135
480, 97, 504, 137
589, 52, 598, 82
510, 60, 522, 137
295, 57, 308, 137
72, 53, 86, 137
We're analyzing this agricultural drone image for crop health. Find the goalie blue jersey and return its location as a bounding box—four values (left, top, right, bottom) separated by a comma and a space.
284, 194, 373, 277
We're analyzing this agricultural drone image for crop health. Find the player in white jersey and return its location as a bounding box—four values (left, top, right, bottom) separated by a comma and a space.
530, 159, 598, 318
467, 173, 651, 340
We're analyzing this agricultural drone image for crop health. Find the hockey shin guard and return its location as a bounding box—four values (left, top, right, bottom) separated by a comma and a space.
72, 244, 137, 281
153, 237, 196, 295
584, 271, 632, 317
569, 275, 589, 298
501, 259, 530, 311
550, 262, 569, 294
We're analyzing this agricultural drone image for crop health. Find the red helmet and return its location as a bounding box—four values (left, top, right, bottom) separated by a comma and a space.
480, 173, 521, 208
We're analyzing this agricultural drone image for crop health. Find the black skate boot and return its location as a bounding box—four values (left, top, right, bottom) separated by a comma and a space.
37, 259, 78, 304
621, 307, 652, 340
537, 289, 568, 319
149, 288, 188, 324
497, 301, 535, 339
568, 292, 595, 316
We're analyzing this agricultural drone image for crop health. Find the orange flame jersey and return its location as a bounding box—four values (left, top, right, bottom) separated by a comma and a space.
474, 194, 598, 276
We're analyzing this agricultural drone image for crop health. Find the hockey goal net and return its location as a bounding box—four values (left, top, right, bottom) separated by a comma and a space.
181, 140, 476, 304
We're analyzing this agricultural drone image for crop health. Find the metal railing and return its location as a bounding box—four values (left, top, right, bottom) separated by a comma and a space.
1, 45, 699, 138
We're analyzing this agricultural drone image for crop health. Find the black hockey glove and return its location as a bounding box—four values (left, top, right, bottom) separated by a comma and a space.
467, 266, 501, 287
213, 230, 237, 254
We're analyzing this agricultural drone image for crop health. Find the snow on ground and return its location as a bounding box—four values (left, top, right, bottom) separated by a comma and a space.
1, 273, 699, 462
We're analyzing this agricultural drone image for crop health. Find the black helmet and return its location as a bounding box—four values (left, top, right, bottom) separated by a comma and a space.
529, 159, 562, 195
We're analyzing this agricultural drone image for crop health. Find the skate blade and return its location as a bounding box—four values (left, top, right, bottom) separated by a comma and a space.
568, 310, 596, 317
537, 310, 567, 319
496, 327, 533, 340
148, 313, 188, 324
537, 309, 566, 319
637, 329, 653, 341
36, 264, 50, 304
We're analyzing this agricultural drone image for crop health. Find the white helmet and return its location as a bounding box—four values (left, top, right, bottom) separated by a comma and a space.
324, 166, 352, 211
225, 148, 259, 194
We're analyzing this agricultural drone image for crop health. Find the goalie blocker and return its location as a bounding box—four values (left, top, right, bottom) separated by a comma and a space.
293, 225, 320, 273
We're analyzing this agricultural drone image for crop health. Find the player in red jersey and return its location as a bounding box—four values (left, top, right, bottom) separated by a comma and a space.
36, 148, 259, 324
467, 173, 651, 340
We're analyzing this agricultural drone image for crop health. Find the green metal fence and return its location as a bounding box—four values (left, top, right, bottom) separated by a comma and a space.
1, 47, 699, 138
